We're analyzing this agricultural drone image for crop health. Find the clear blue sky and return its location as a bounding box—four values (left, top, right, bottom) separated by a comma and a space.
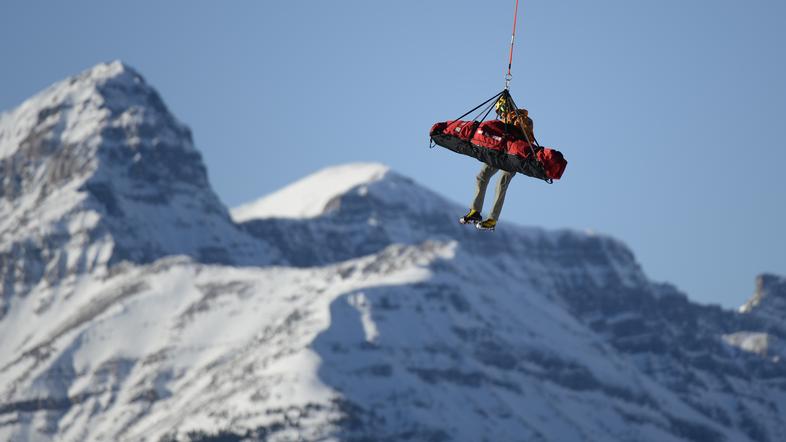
2, 1, 784, 308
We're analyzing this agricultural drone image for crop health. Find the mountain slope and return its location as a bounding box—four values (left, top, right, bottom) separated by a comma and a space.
0, 62, 784, 442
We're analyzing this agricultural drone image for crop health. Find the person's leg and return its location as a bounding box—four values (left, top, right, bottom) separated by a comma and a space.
489, 171, 515, 220
471, 163, 498, 214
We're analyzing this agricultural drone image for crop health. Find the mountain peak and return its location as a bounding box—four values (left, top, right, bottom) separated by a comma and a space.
740, 273, 786, 322
69, 59, 138, 86
231, 162, 392, 222
0, 62, 276, 302
0, 60, 189, 161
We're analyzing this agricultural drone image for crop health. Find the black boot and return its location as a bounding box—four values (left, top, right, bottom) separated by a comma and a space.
459, 209, 482, 225
476, 218, 497, 231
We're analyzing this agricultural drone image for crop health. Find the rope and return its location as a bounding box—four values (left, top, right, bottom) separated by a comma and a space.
467, 96, 501, 143
505, 0, 521, 90
506, 92, 552, 183
451, 90, 505, 123
478, 99, 498, 122
454, 93, 504, 146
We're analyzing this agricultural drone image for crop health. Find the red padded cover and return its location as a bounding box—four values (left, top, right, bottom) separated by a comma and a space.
444, 120, 479, 141
537, 148, 568, 180
506, 139, 532, 158
432, 119, 567, 180
430, 122, 448, 135
471, 120, 508, 151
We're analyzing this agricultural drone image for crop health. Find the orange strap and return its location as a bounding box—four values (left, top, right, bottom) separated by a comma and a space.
505, 0, 520, 89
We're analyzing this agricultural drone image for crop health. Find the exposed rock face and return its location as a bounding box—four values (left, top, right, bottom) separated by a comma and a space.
0, 62, 784, 442
741, 274, 786, 326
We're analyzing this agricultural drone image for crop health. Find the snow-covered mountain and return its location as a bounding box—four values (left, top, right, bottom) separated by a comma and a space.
1, 62, 784, 442
0, 61, 279, 313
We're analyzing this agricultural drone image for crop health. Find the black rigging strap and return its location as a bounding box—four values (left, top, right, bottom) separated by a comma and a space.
451, 90, 506, 123
430, 89, 552, 184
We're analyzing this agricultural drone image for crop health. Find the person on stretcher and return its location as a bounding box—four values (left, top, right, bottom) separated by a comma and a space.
460, 97, 535, 231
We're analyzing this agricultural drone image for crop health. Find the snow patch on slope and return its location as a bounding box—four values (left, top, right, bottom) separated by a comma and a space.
723, 332, 771, 356
231, 163, 390, 222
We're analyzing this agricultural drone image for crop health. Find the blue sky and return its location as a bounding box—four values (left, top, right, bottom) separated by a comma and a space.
2, 0, 784, 308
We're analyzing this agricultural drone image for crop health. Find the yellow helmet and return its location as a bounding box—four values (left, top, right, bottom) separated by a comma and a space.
495, 95, 511, 116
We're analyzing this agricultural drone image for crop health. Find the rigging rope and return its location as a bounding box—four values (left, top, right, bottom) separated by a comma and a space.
505, 0, 521, 90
